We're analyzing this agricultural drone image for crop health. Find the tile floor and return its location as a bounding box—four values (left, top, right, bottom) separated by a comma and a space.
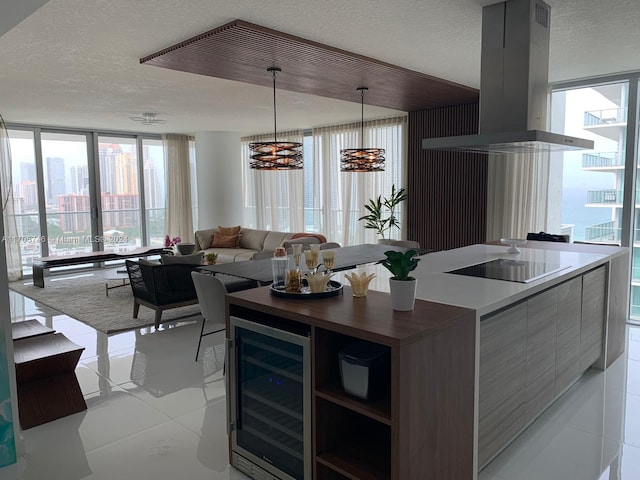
0, 277, 638, 480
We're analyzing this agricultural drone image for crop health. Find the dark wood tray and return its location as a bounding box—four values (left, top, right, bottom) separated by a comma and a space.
270, 280, 343, 299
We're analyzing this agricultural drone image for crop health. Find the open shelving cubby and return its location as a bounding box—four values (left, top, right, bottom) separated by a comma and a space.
313, 328, 392, 479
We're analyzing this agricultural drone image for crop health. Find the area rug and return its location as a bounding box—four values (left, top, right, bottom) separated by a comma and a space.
9, 274, 202, 334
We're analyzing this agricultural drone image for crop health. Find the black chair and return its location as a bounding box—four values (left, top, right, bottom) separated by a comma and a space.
125, 260, 201, 329
526, 232, 570, 243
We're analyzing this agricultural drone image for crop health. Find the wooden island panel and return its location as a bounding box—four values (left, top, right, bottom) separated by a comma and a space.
227, 286, 477, 480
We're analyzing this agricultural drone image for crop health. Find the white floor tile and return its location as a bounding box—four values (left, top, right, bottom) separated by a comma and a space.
5, 284, 640, 480
624, 393, 640, 448
620, 443, 640, 478
483, 423, 616, 480
83, 420, 236, 480
627, 359, 640, 396
21, 383, 171, 455
628, 337, 640, 362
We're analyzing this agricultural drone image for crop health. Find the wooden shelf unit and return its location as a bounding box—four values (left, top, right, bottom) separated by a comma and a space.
227, 286, 477, 480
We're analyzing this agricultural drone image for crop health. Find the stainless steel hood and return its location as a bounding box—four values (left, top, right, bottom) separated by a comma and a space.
422, 0, 593, 154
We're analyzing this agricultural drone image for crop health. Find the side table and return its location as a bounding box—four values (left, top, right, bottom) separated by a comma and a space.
104, 268, 130, 296
13, 333, 87, 429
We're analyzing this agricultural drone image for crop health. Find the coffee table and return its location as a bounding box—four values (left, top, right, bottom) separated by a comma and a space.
104, 268, 130, 296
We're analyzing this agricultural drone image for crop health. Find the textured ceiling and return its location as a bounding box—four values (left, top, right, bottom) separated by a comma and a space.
0, 0, 639, 135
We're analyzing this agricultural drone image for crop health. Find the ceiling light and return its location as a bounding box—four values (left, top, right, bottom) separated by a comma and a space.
249, 67, 303, 170
129, 113, 166, 125
340, 87, 385, 172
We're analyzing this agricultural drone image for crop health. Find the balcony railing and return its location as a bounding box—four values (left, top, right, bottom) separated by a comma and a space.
582, 152, 624, 168
586, 189, 624, 204
587, 189, 640, 205
584, 220, 640, 245
583, 107, 627, 126
585, 221, 620, 242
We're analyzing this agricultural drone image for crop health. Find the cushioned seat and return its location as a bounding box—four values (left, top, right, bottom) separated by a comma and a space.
215, 248, 259, 263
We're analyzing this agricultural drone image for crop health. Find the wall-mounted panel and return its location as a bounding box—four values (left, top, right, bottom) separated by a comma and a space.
407, 103, 487, 251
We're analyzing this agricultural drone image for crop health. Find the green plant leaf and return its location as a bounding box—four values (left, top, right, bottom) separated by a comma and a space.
358, 184, 408, 240
382, 249, 420, 280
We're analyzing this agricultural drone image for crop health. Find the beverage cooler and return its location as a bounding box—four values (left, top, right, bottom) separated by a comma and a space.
227, 316, 311, 480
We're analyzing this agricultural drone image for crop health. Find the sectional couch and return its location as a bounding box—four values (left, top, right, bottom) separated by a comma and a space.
194, 227, 326, 264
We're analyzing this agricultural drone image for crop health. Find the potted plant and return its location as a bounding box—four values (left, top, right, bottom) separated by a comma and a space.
359, 184, 408, 243
381, 249, 420, 311
204, 252, 219, 265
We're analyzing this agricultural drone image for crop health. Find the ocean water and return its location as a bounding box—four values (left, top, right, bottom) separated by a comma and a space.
562, 187, 614, 241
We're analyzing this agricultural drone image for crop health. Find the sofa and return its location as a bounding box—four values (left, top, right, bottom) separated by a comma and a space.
194, 226, 327, 263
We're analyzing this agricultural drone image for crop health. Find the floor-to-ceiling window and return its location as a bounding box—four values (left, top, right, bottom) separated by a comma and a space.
551, 82, 629, 243
551, 74, 639, 324
41, 132, 94, 256
97, 136, 142, 252
7, 126, 167, 276
241, 117, 406, 245
8, 130, 41, 275
142, 138, 166, 246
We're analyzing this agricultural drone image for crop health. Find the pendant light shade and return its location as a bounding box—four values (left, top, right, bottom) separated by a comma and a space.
249, 67, 303, 170
340, 87, 385, 172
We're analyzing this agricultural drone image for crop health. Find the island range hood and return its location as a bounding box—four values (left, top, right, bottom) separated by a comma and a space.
422, 0, 593, 154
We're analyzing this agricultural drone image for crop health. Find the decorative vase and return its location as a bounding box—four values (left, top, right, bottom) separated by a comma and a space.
389, 278, 417, 311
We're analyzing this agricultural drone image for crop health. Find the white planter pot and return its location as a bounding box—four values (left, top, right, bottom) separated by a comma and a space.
389, 278, 417, 311
377, 239, 393, 245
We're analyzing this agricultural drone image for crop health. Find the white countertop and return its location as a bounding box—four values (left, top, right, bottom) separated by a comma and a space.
335, 243, 615, 317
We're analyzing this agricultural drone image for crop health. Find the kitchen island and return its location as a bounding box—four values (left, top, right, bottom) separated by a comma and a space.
225, 242, 628, 480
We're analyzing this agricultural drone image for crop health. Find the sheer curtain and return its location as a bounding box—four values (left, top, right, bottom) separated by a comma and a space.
163, 134, 194, 242
311, 116, 406, 246
0, 115, 22, 280
240, 130, 305, 232
486, 151, 551, 240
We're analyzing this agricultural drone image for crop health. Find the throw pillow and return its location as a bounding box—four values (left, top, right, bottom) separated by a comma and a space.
218, 225, 241, 236
211, 233, 240, 248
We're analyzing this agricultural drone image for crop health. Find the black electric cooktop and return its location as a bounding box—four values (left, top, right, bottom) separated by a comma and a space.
447, 259, 568, 283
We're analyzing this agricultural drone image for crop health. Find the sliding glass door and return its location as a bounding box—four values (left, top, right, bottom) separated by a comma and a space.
552, 75, 640, 324
97, 136, 141, 252
41, 132, 94, 256
7, 127, 166, 276
551, 81, 629, 243
8, 130, 41, 274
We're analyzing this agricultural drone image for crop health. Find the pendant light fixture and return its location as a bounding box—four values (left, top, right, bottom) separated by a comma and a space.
340, 87, 385, 172
249, 67, 303, 170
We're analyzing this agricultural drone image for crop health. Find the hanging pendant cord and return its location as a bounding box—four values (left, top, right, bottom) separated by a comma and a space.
360, 89, 364, 150
272, 69, 278, 144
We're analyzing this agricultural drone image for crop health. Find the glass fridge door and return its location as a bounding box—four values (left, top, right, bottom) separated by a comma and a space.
229, 317, 311, 480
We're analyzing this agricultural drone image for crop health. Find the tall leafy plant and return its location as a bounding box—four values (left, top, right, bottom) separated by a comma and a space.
358, 185, 408, 240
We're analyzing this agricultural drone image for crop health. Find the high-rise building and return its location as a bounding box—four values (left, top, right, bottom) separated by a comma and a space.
143, 161, 161, 209
45, 156, 65, 205
20, 162, 36, 182
98, 143, 121, 194
115, 153, 138, 195
70, 165, 89, 195
21, 181, 38, 210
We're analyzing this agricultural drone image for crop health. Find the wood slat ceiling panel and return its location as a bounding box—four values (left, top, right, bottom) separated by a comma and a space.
141, 20, 478, 112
